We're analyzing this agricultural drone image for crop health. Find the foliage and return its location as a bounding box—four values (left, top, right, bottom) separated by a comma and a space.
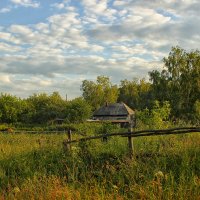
194, 100, 200, 124
118, 78, 152, 109
65, 97, 92, 123
149, 46, 200, 119
137, 101, 171, 129
97, 122, 119, 135
25, 92, 66, 124
81, 76, 119, 110
0, 93, 23, 123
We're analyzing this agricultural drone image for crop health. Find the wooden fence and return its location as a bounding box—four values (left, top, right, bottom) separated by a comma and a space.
63, 127, 200, 158
1, 127, 199, 158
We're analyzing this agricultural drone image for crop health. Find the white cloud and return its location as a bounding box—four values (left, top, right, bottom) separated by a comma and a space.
0, 74, 11, 83
82, 0, 117, 24
113, 1, 128, 7
35, 23, 49, 34
51, 3, 65, 9
11, 0, 40, 8
39, 80, 52, 87
112, 44, 147, 55
0, 0, 199, 98
9, 25, 33, 35
0, 32, 12, 41
48, 12, 81, 30
90, 44, 104, 52
0, 42, 22, 53
0, 7, 11, 13
0, 73, 83, 99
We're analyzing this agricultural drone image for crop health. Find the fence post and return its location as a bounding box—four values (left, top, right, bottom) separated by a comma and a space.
102, 132, 108, 142
63, 129, 72, 153
67, 129, 72, 142
128, 126, 134, 158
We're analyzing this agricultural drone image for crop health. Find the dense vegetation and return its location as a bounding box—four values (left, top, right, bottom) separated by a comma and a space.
0, 123, 199, 199
0, 47, 199, 125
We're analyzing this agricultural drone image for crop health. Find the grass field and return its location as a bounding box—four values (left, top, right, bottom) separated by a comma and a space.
0, 127, 200, 199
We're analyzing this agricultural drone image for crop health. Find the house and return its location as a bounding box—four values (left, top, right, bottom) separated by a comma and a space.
92, 102, 136, 127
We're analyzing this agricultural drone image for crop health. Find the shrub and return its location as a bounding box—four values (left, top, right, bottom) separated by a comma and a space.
137, 101, 171, 129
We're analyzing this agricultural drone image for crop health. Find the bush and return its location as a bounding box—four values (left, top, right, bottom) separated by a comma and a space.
65, 97, 92, 123
137, 101, 171, 129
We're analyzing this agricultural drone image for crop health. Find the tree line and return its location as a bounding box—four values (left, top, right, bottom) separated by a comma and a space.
0, 46, 199, 124
81, 46, 200, 123
0, 93, 92, 124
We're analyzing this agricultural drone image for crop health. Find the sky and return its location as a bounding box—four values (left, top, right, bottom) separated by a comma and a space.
0, 0, 200, 99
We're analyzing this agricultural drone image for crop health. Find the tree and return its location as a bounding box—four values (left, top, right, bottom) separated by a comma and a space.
118, 78, 152, 109
149, 46, 200, 119
81, 76, 119, 110
65, 97, 92, 123
25, 92, 66, 124
194, 100, 200, 124
48, 92, 66, 119
0, 93, 22, 123
118, 79, 139, 109
138, 101, 171, 129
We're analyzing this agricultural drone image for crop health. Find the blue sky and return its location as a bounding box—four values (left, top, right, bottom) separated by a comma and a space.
0, 0, 200, 99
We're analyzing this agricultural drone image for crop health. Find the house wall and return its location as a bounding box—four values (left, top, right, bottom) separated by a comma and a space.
93, 116, 129, 121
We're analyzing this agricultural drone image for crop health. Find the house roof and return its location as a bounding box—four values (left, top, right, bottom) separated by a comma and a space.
93, 102, 134, 116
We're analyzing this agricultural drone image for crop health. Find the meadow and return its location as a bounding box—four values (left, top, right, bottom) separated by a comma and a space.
0, 123, 200, 200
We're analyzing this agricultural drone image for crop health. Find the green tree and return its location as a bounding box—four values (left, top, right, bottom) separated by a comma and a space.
118, 79, 139, 109
138, 101, 171, 129
138, 79, 152, 109
81, 76, 119, 110
149, 69, 169, 102
48, 92, 66, 119
149, 46, 200, 119
26, 92, 66, 124
118, 78, 152, 109
65, 97, 92, 123
194, 100, 200, 124
0, 93, 22, 123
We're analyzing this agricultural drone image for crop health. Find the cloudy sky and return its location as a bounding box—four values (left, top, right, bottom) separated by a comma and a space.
0, 0, 199, 99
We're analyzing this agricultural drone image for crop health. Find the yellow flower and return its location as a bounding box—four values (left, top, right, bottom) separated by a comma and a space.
13, 186, 20, 194
155, 171, 164, 179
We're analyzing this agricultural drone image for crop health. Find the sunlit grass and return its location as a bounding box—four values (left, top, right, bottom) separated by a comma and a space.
0, 133, 69, 159
0, 130, 199, 199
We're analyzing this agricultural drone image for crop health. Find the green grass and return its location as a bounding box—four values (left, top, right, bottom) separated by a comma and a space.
0, 128, 200, 199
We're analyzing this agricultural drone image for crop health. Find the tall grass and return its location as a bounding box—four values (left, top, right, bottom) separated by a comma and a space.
0, 126, 199, 199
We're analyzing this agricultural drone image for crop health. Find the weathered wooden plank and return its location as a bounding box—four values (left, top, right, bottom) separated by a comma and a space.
64, 127, 200, 144
129, 129, 200, 138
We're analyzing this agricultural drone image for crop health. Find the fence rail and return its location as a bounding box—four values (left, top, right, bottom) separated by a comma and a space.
63, 127, 200, 158
0, 130, 67, 134
1, 127, 199, 158
64, 127, 200, 144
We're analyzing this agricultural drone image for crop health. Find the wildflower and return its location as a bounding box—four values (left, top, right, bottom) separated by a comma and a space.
112, 185, 118, 191
154, 171, 164, 179
13, 187, 20, 194
71, 146, 79, 156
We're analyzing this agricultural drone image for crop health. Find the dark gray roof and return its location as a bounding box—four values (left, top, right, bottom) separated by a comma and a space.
93, 102, 134, 116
